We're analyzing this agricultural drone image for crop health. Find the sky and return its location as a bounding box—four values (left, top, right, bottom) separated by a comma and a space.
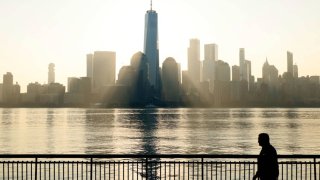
1, 0, 320, 92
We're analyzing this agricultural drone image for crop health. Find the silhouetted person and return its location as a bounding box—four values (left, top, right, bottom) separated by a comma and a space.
253, 133, 279, 180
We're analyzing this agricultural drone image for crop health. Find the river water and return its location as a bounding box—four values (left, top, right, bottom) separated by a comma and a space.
0, 108, 320, 155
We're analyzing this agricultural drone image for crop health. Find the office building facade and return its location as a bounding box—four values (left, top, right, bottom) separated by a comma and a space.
162, 57, 180, 102
202, 44, 218, 92
287, 51, 293, 76
48, 63, 55, 84
91, 51, 116, 93
188, 39, 201, 86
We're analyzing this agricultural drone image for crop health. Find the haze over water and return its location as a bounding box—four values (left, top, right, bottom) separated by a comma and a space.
1, 108, 320, 155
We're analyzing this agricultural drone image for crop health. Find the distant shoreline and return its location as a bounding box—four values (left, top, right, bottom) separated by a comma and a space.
1, 104, 320, 108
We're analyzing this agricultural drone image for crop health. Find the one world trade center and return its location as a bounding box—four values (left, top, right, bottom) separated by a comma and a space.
143, 0, 160, 92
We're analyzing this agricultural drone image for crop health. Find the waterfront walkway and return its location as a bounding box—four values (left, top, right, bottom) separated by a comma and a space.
0, 154, 319, 179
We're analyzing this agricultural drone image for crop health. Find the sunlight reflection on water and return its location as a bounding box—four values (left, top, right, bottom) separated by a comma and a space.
1, 108, 320, 155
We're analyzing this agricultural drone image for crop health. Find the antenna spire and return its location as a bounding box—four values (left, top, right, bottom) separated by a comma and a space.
150, 0, 153, 10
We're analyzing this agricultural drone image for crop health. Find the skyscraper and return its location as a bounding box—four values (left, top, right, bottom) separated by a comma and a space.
293, 64, 298, 78
215, 60, 230, 82
188, 39, 201, 86
48, 63, 55, 84
287, 51, 293, 76
232, 65, 240, 82
2, 72, 13, 103
214, 60, 231, 105
239, 48, 245, 80
86, 54, 94, 90
262, 59, 270, 83
144, 0, 160, 90
244, 60, 253, 90
202, 43, 218, 92
130, 52, 150, 104
243, 60, 251, 82
239, 48, 252, 90
92, 51, 116, 93
68, 77, 80, 93
262, 59, 279, 87
87, 54, 93, 78
204, 44, 218, 61
162, 57, 180, 102
231, 65, 241, 101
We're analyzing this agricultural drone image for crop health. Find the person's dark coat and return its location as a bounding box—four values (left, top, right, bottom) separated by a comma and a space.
256, 144, 279, 180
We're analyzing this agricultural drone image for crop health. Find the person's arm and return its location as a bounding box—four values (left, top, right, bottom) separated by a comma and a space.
253, 155, 261, 180
253, 171, 260, 180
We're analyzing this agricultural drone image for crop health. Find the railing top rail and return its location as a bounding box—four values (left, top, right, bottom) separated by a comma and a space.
0, 154, 320, 159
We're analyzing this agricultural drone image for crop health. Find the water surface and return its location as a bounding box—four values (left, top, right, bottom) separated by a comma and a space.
1, 108, 320, 155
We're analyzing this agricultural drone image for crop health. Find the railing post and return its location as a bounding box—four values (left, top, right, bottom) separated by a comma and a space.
314, 158, 317, 180
35, 157, 38, 180
145, 158, 149, 180
201, 158, 204, 180
90, 158, 93, 180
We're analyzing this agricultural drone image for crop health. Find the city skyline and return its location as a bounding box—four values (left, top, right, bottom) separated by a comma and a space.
1, 0, 320, 92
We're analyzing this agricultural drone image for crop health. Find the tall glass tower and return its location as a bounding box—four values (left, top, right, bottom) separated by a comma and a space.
143, 0, 160, 90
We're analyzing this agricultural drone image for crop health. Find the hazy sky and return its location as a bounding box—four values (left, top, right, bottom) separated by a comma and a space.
1, 0, 320, 92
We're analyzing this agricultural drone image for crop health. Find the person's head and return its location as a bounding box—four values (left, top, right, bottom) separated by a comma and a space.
258, 133, 270, 147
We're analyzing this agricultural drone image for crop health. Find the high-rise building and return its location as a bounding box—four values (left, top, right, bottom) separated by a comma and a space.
188, 39, 201, 86
87, 54, 93, 78
238, 47, 252, 91
162, 57, 180, 102
214, 60, 231, 105
130, 52, 150, 104
27, 82, 43, 95
239, 48, 245, 80
204, 44, 218, 61
293, 64, 298, 78
79, 77, 91, 94
287, 51, 293, 76
177, 63, 182, 84
181, 70, 191, 93
243, 60, 251, 82
26, 82, 67, 105
143, 2, 160, 90
262, 59, 270, 83
262, 59, 279, 87
13, 83, 21, 103
68, 77, 80, 93
232, 65, 240, 82
3, 72, 13, 86
92, 51, 116, 93
239, 48, 252, 83
65, 76, 91, 105
244, 60, 253, 90
43, 83, 66, 105
202, 44, 218, 92
117, 66, 135, 86
48, 63, 55, 84
310, 76, 320, 85
269, 65, 279, 85
68, 77, 91, 94
2, 72, 13, 103
231, 65, 240, 102
215, 60, 230, 82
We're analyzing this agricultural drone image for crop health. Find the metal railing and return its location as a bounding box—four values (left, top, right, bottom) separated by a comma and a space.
0, 154, 319, 179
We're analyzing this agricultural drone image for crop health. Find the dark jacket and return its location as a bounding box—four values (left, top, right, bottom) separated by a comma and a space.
256, 144, 279, 180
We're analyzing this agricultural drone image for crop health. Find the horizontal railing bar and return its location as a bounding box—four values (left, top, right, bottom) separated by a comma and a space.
0, 156, 318, 180
0, 154, 320, 159
0, 161, 317, 164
